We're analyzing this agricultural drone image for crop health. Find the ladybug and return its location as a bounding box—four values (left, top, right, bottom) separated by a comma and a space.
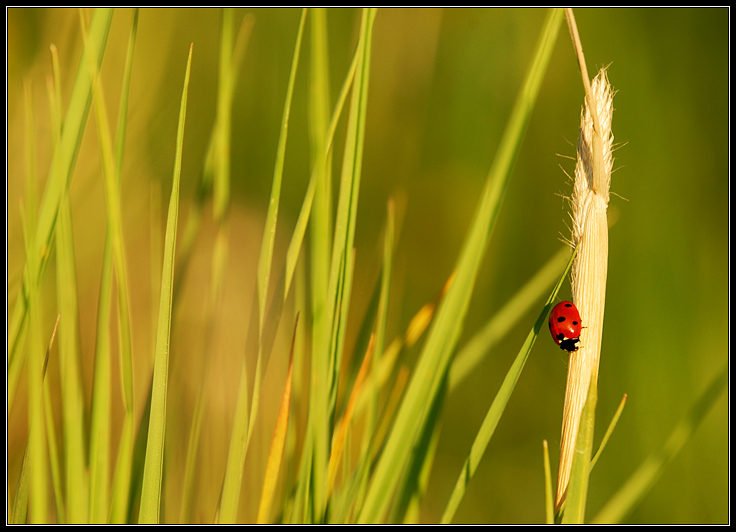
549, 301, 582, 353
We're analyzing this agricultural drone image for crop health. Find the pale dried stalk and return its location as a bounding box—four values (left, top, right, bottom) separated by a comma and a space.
556, 68, 614, 509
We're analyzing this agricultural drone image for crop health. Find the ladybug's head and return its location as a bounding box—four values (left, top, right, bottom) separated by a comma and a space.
558, 337, 581, 353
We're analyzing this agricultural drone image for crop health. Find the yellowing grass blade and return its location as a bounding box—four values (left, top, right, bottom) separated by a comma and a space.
138, 43, 193, 524
257, 315, 299, 524
218, 10, 307, 524
327, 334, 375, 497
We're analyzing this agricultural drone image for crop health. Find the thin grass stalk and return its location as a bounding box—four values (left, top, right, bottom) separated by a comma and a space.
42, 334, 64, 524
88, 234, 114, 523
22, 203, 49, 524
56, 189, 89, 523
543, 440, 554, 524
48, 44, 63, 148
138, 43, 193, 524
23, 80, 37, 243
590, 394, 627, 470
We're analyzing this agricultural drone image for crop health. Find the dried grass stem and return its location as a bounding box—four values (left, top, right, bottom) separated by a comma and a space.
556, 68, 614, 509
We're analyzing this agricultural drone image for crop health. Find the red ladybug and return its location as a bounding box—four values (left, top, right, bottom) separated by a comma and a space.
549, 301, 582, 353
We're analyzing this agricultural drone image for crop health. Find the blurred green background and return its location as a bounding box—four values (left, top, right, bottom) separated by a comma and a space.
7, 8, 728, 524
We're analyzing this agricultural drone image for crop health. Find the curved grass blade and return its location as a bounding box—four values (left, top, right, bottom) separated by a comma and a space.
440, 244, 576, 524
138, 43, 193, 524
592, 367, 727, 524
359, 8, 564, 524
217, 10, 307, 524
449, 245, 569, 390
8, 6, 113, 414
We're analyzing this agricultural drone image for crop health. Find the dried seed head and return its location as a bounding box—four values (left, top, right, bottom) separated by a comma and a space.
556, 67, 613, 510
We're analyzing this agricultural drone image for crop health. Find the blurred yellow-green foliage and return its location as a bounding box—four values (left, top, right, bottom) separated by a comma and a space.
7, 8, 728, 524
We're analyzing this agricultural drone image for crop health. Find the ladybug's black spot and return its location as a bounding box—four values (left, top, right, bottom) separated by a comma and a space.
556, 316, 566, 323
555, 333, 565, 341
563, 303, 573, 308
571, 320, 579, 326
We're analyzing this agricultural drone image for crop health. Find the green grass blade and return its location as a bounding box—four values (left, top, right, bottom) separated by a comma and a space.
11, 448, 30, 524
543, 440, 554, 524
23, 80, 37, 242
592, 367, 727, 524
449, 245, 569, 391
256, 8, 307, 329
359, 8, 563, 524
21, 202, 49, 524
307, 9, 376, 519
88, 235, 114, 523
248, 3, 307, 442
390, 376, 446, 524
332, 199, 395, 519
138, 43, 193, 524
8, 6, 113, 414
106, 11, 139, 523
590, 394, 627, 471
8, 79, 39, 415
55, 188, 89, 523
11, 316, 60, 524
78, 8, 139, 522
174, 12, 252, 302
42, 342, 65, 523
304, 9, 333, 514
561, 378, 597, 524
180, 10, 253, 523
308, 6, 334, 341
217, 10, 306, 524
372, 199, 395, 395
293, 20, 361, 518
440, 246, 576, 524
